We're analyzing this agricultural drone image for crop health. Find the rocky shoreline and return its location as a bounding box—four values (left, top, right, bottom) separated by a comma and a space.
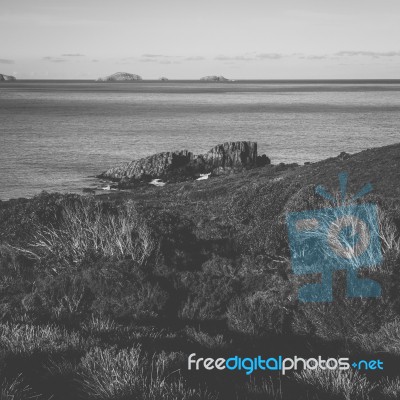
98, 141, 271, 189
0, 73, 16, 81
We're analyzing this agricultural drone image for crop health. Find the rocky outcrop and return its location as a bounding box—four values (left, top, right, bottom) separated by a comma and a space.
96, 72, 142, 82
200, 76, 229, 82
99, 141, 270, 184
0, 74, 16, 81
202, 141, 257, 171
102, 150, 195, 181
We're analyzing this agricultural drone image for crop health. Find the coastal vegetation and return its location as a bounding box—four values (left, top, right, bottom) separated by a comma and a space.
0, 142, 400, 399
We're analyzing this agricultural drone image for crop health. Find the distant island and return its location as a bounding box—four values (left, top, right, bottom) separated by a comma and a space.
0, 73, 16, 81
95, 73, 233, 82
96, 72, 142, 82
200, 75, 229, 82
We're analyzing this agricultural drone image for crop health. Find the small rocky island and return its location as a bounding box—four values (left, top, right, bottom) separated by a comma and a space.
0, 73, 16, 81
99, 141, 270, 187
96, 72, 142, 82
200, 75, 229, 82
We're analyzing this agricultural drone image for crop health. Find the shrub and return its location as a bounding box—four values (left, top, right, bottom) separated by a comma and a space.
227, 279, 293, 336
185, 327, 227, 349
79, 346, 143, 399
179, 272, 239, 321
0, 323, 86, 355
244, 377, 283, 399
379, 377, 400, 399
82, 315, 118, 334
79, 347, 217, 400
24, 198, 155, 268
293, 369, 376, 400
353, 319, 400, 354
0, 374, 41, 400
293, 297, 388, 340
87, 261, 169, 320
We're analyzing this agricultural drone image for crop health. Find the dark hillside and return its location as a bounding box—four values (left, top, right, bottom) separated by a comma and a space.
0, 142, 400, 399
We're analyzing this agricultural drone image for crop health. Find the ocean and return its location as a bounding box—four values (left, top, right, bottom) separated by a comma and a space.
1, 80, 400, 200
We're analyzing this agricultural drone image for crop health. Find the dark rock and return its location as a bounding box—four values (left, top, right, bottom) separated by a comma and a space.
337, 151, 351, 160
0, 74, 16, 81
257, 154, 271, 167
100, 141, 265, 184
200, 75, 229, 82
200, 142, 257, 173
101, 150, 195, 181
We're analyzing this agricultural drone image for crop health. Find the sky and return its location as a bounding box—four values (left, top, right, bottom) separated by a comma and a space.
0, 0, 399, 79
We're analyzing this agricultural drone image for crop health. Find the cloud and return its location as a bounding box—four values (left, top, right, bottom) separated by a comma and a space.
214, 50, 400, 63
139, 54, 181, 64
300, 55, 328, 60
215, 53, 285, 61
215, 55, 254, 61
92, 59, 99, 62
185, 56, 205, 61
214, 55, 250, 61
0, 59, 14, 64
256, 53, 284, 59
140, 58, 180, 64
43, 56, 66, 63
142, 54, 176, 59
335, 50, 400, 58
142, 54, 163, 58
61, 53, 85, 57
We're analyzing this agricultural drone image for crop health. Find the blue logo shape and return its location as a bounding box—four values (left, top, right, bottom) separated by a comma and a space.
286, 173, 382, 302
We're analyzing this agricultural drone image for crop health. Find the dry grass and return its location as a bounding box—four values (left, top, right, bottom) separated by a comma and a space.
185, 327, 227, 349
379, 377, 400, 399
79, 346, 218, 400
0, 323, 86, 355
25, 199, 155, 267
0, 374, 41, 400
293, 369, 376, 400
353, 319, 400, 354
244, 377, 283, 400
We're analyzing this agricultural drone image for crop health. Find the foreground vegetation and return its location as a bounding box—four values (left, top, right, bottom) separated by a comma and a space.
1, 143, 400, 399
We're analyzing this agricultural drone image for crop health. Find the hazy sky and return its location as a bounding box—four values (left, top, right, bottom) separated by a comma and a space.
1, 0, 399, 79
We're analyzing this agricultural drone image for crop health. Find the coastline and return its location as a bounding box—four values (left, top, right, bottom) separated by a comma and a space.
1, 140, 399, 398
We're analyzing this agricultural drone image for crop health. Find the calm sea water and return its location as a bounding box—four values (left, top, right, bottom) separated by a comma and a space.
1, 80, 400, 200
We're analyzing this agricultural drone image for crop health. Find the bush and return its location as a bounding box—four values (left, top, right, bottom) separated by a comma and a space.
293, 297, 388, 340
87, 260, 169, 320
0, 374, 41, 400
293, 369, 376, 400
79, 347, 217, 400
79, 346, 142, 399
179, 272, 239, 321
0, 323, 87, 355
26, 198, 155, 268
379, 377, 400, 399
227, 276, 293, 335
244, 377, 283, 400
185, 327, 227, 349
353, 319, 400, 354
